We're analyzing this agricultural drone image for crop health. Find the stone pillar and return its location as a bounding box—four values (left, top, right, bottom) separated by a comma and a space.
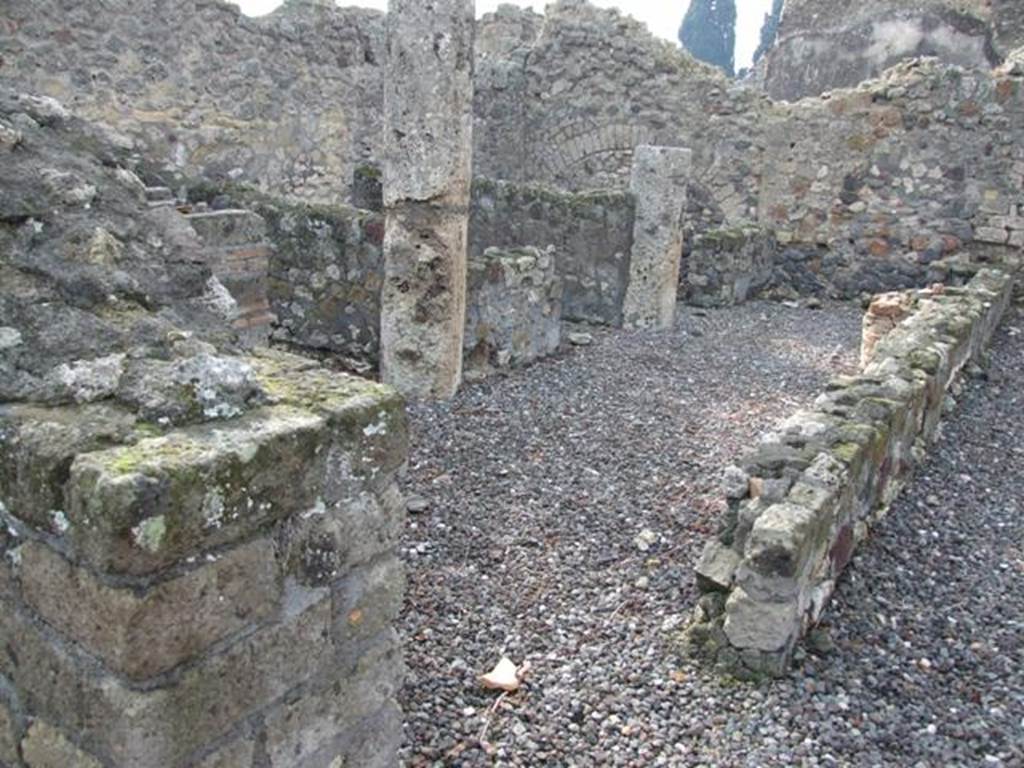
622, 145, 692, 330
380, 0, 475, 399
0, 353, 408, 767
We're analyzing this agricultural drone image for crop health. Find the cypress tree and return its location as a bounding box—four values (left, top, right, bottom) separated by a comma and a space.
678, 0, 737, 77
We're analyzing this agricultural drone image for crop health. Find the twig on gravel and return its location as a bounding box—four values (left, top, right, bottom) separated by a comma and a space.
478, 690, 510, 746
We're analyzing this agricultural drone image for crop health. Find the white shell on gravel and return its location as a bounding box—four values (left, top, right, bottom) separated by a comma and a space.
480, 657, 521, 692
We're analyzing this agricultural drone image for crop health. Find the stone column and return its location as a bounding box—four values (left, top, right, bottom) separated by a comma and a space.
380, 0, 475, 399
622, 145, 692, 330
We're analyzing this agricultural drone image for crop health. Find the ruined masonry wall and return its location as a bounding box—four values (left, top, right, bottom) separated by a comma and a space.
684, 269, 1014, 677
0, 0, 386, 204
0, 88, 408, 767
469, 179, 635, 326
464, 246, 563, 374
764, 0, 1024, 101
0, 355, 408, 768
702, 55, 1024, 299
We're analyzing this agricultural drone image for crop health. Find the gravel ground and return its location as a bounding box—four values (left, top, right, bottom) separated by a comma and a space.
396, 300, 1024, 767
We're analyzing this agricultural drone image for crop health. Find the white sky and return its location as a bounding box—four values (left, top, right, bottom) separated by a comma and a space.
234, 0, 774, 69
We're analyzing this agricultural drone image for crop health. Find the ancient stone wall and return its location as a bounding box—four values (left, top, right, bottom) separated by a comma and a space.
464, 246, 563, 375
684, 226, 777, 307
685, 269, 1014, 677
184, 208, 277, 347
0, 0, 385, 204
762, 0, 1001, 101
473, 1, 745, 192
0, 89, 407, 768
468, 179, 635, 326
701, 54, 1024, 299
5, 0, 1021, 309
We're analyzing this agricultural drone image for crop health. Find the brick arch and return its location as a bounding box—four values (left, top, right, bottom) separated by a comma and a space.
527, 119, 678, 190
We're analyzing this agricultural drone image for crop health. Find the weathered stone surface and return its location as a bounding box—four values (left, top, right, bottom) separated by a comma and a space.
0, 403, 139, 532
690, 269, 1014, 676
1, 590, 334, 766
21, 721, 103, 768
263, 635, 403, 766
186, 210, 276, 347
464, 246, 563, 373
722, 587, 800, 654
0, 0, 387, 203
622, 146, 691, 330
763, 0, 1008, 101
63, 357, 405, 576
695, 540, 741, 592
684, 227, 777, 307
19, 538, 280, 680
379, 0, 475, 399
194, 736, 256, 768
861, 291, 917, 367
0, 696, 18, 765
469, 179, 635, 326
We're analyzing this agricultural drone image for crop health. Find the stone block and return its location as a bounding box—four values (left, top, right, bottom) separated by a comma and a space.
1, 589, 335, 767
695, 540, 741, 592
19, 537, 280, 681
623, 145, 692, 330
0, 403, 138, 532
66, 405, 330, 575
264, 634, 403, 766
740, 502, 828, 600
723, 587, 801, 654
65, 362, 406, 576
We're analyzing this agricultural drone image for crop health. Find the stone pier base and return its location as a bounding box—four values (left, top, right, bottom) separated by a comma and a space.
0, 352, 408, 767
622, 145, 692, 330
379, 0, 475, 399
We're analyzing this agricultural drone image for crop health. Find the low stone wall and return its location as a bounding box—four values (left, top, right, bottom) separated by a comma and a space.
0, 350, 408, 766
464, 246, 563, 374
468, 178, 635, 326
684, 269, 1014, 677
191, 178, 634, 374
684, 226, 777, 307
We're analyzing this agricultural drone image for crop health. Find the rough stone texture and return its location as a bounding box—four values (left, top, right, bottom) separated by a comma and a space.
20, 721, 103, 768
468, 179, 635, 326
1, 351, 408, 767
464, 246, 563, 374
0, 0, 386, 204
684, 226, 777, 306
380, 0, 475, 399
185, 210, 276, 347
860, 290, 916, 367
762, 0, 1002, 101
685, 269, 1014, 676
622, 146, 691, 330
0, 91, 408, 768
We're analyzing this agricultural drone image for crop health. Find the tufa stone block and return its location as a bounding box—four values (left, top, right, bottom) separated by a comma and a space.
18, 537, 281, 681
